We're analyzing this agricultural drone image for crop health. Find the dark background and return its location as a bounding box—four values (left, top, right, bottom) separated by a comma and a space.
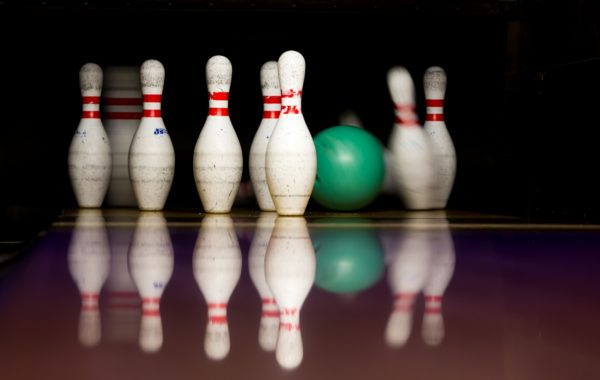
0, 0, 599, 222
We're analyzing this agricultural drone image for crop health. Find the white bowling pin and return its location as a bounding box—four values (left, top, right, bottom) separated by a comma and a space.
194, 55, 243, 213
67, 210, 110, 347
423, 66, 456, 209
128, 212, 174, 353
105, 226, 140, 343
129, 59, 175, 211
421, 215, 455, 346
387, 66, 436, 210
265, 217, 316, 370
385, 219, 432, 348
248, 212, 279, 351
68, 63, 112, 208
193, 215, 242, 360
103, 66, 142, 207
249, 61, 281, 211
265, 51, 317, 216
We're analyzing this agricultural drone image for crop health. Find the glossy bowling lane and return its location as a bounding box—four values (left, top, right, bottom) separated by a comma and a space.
1, 210, 600, 379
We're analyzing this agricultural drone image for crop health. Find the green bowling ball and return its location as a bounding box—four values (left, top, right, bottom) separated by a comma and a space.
312, 219, 385, 294
312, 125, 385, 211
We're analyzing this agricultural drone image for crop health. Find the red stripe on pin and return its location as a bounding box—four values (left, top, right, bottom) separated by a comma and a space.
209, 92, 229, 100
394, 103, 415, 112
426, 99, 444, 107
424, 307, 442, 314
144, 109, 161, 117
82, 96, 100, 104
394, 116, 419, 126
104, 112, 143, 120
209, 316, 227, 324
262, 298, 276, 305
426, 114, 444, 121
104, 98, 142, 106
143, 310, 160, 317
208, 303, 227, 309
209, 108, 229, 116
394, 293, 416, 301
424, 295, 443, 302
263, 111, 280, 119
394, 305, 412, 312
81, 293, 99, 300
143, 94, 162, 103
143, 298, 160, 304
81, 306, 98, 312
82, 111, 100, 119
263, 96, 281, 104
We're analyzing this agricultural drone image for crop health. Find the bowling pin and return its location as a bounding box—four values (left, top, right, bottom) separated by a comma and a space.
67, 210, 110, 347
265, 50, 316, 216
194, 55, 243, 213
105, 225, 140, 343
248, 212, 279, 351
249, 61, 281, 211
68, 63, 112, 208
128, 212, 174, 353
265, 217, 316, 370
423, 66, 456, 209
387, 66, 436, 210
385, 218, 432, 348
338, 109, 363, 127
129, 59, 175, 211
193, 215, 242, 360
103, 66, 142, 207
421, 213, 455, 346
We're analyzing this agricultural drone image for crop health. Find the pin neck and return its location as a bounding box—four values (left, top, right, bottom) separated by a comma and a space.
208, 91, 229, 117
425, 98, 445, 122
263, 95, 281, 119
143, 94, 162, 117
394, 103, 419, 127
81, 96, 100, 119
281, 89, 302, 115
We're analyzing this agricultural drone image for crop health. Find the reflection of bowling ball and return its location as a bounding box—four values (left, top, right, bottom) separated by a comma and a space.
312, 126, 385, 211
312, 219, 385, 294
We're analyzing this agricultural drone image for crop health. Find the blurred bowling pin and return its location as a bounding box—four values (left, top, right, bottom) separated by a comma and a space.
67, 210, 110, 347
105, 226, 140, 343
194, 55, 243, 213
387, 66, 436, 210
193, 215, 242, 360
421, 213, 455, 346
128, 212, 174, 353
103, 66, 142, 207
265, 50, 316, 216
385, 218, 432, 348
248, 212, 279, 351
265, 217, 316, 370
249, 61, 281, 211
129, 59, 175, 211
68, 63, 112, 208
338, 109, 363, 127
423, 66, 456, 209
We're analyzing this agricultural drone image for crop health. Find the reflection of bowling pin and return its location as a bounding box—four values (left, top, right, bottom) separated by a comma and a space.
421, 216, 455, 346
387, 66, 435, 210
194, 55, 243, 213
103, 66, 142, 207
68, 210, 110, 347
193, 215, 242, 360
68, 63, 112, 208
128, 212, 174, 353
105, 227, 140, 343
265, 217, 316, 370
385, 221, 432, 348
249, 61, 281, 211
265, 51, 316, 216
248, 212, 279, 351
423, 66, 456, 209
128, 59, 175, 211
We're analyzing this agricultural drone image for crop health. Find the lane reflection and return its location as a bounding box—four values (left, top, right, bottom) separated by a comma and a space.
193, 215, 242, 361
68, 210, 111, 348
128, 211, 174, 353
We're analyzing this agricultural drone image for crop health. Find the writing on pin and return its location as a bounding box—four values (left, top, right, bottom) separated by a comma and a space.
153, 128, 168, 135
